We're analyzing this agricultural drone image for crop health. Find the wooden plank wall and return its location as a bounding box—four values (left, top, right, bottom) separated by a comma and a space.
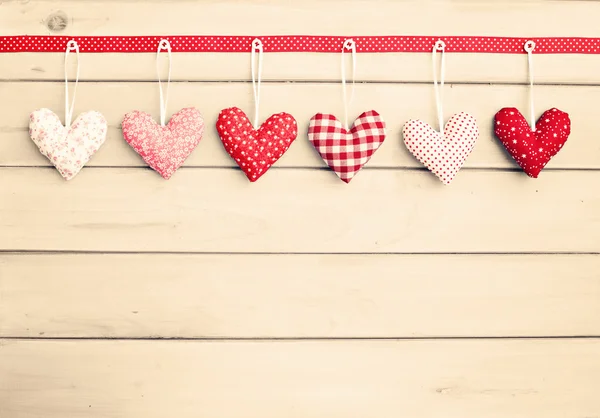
0, 1, 599, 417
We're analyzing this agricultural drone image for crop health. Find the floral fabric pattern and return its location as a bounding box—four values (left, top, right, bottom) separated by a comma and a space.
122, 107, 204, 179
29, 108, 108, 180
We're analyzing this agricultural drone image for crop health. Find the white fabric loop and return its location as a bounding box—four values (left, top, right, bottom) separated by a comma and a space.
524, 40, 536, 131
432, 40, 446, 135
64, 39, 80, 128
156, 39, 172, 127
251, 38, 264, 128
341, 38, 356, 130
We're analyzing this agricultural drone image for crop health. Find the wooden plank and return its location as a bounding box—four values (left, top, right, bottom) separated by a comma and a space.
6, 52, 600, 85
6, 0, 599, 37
1, 169, 598, 253
1, 253, 599, 338
2, 1, 600, 83
0, 339, 599, 418
1, 82, 599, 169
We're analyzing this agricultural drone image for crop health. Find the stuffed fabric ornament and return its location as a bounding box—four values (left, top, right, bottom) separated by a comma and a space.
403, 40, 479, 185
29, 108, 108, 180
308, 110, 386, 183
217, 107, 298, 182
122, 107, 204, 179
494, 107, 570, 178
403, 112, 479, 185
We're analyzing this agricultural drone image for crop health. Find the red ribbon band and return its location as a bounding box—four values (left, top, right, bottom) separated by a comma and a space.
2, 35, 600, 53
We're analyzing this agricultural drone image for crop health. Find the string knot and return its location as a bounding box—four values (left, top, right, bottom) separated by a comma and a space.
524, 40, 535, 53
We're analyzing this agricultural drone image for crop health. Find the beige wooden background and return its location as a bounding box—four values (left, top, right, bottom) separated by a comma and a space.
1, 0, 600, 417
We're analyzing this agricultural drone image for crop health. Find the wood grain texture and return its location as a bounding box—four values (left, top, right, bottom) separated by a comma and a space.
2, 1, 600, 83
6, 52, 600, 85
1, 253, 599, 338
1, 339, 599, 418
1, 1, 599, 416
1, 168, 599, 253
1, 82, 599, 169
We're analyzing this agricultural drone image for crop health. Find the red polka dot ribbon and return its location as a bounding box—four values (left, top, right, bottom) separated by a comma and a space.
2, 36, 600, 53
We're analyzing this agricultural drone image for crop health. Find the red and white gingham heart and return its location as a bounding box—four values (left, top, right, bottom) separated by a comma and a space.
29, 108, 107, 180
308, 110, 386, 183
403, 112, 478, 185
122, 107, 204, 179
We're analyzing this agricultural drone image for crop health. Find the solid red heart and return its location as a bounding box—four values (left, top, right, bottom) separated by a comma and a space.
217, 107, 298, 182
494, 107, 571, 178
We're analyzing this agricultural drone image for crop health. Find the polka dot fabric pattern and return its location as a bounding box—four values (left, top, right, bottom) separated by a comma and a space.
308, 111, 386, 183
494, 107, 570, 178
121, 107, 204, 180
3, 36, 600, 53
29, 108, 107, 180
403, 112, 479, 185
217, 107, 298, 182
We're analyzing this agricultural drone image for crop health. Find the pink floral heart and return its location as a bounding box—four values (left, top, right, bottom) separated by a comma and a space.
122, 107, 204, 179
403, 112, 479, 185
29, 108, 107, 180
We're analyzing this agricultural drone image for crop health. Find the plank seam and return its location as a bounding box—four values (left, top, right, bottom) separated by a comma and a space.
3, 80, 600, 87
1, 336, 599, 341
0, 251, 598, 255
1, 166, 599, 172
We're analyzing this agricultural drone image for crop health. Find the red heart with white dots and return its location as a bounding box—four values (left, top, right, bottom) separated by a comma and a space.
494, 107, 570, 178
403, 112, 479, 185
216, 107, 298, 182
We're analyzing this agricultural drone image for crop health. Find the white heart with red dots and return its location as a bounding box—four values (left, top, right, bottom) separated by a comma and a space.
403, 112, 479, 185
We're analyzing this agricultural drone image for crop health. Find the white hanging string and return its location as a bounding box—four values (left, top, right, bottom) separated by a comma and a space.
64, 39, 80, 128
524, 40, 536, 132
341, 38, 356, 130
251, 38, 264, 128
156, 39, 172, 127
432, 40, 446, 135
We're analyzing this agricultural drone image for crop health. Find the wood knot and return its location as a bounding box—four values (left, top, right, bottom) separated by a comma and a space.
45, 11, 68, 32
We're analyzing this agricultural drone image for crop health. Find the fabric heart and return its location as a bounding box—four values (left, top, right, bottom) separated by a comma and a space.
403, 112, 479, 185
494, 107, 570, 178
122, 107, 204, 179
308, 110, 386, 183
217, 107, 298, 182
29, 108, 107, 180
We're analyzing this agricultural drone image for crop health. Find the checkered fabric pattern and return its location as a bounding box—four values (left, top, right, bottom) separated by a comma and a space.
308, 110, 386, 183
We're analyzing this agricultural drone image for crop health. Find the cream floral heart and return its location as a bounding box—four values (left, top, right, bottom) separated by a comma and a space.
29, 108, 108, 180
